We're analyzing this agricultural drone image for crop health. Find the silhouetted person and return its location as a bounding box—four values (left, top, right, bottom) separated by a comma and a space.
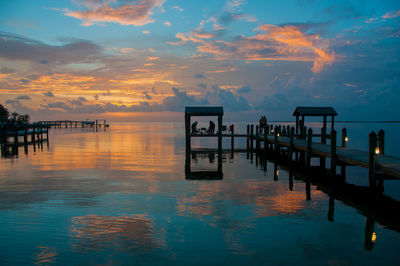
191, 121, 198, 134
208, 121, 215, 134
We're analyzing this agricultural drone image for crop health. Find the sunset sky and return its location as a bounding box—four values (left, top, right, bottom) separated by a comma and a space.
1, 0, 399, 121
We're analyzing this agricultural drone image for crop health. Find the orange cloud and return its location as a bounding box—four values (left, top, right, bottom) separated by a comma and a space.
65, 0, 165, 26
382, 10, 400, 19
170, 24, 335, 73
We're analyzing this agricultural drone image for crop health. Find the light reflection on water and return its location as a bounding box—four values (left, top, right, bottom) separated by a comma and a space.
0, 122, 400, 265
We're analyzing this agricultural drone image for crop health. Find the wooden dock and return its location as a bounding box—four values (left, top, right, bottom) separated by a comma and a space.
39, 119, 109, 129
188, 125, 400, 187
0, 123, 49, 157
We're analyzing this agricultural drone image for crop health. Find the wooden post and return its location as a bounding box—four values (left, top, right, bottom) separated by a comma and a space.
330, 130, 337, 176
320, 126, 326, 169
24, 126, 28, 144
13, 126, 18, 146
256, 125, 260, 152
306, 128, 313, 169
185, 114, 191, 151
341, 128, 347, 148
274, 126, 279, 160
264, 127, 267, 154
369, 131, 377, 190
295, 115, 299, 134
246, 124, 250, 150
32, 127, 36, 143
378, 129, 385, 155
250, 125, 254, 152
231, 125, 234, 151
288, 127, 294, 165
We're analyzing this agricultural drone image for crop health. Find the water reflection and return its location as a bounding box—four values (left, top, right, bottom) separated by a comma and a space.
0, 123, 400, 264
185, 149, 223, 180
71, 215, 164, 253
34, 246, 57, 265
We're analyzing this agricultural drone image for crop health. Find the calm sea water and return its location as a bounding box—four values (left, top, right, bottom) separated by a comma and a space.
1, 122, 400, 265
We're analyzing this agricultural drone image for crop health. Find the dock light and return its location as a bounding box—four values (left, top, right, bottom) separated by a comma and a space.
277, 133, 280, 137
371, 232, 377, 243
271, 129, 274, 133
276, 170, 279, 176
375, 147, 380, 155
345, 136, 349, 142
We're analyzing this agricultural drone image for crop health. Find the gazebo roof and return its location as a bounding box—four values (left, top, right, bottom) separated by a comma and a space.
185, 106, 224, 116
293, 106, 337, 117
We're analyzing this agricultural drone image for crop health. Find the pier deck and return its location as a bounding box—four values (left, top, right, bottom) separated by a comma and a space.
264, 135, 400, 179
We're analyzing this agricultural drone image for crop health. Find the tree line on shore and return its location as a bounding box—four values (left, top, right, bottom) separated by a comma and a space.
0, 104, 30, 124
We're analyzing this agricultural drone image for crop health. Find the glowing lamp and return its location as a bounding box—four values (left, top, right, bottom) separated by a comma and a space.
277, 133, 280, 137
345, 136, 349, 142
371, 232, 377, 243
375, 147, 380, 155
276, 170, 279, 176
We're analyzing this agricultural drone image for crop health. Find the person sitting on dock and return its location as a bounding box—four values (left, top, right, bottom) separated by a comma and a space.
191, 121, 199, 134
207, 121, 215, 134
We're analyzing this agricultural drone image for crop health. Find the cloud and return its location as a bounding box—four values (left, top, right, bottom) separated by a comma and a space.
65, 0, 165, 26
237, 86, 251, 93
0, 32, 101, 65
164, 21, 171, 27
142, 30, 150, 34
382, 10, 400, 19
170, 23, 335, 73
194, 73, 205, 79
16, 95, 31, 100
206, 85, 251, 112
173, 6, 183, 12
143, 91, 152, 100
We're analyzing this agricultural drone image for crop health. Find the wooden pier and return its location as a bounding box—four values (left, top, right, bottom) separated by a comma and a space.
39, 119, 109, 129
185, 106, 400, 190
0, 123, 49, 157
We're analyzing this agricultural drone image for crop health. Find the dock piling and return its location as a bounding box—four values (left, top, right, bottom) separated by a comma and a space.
369, 131, 377, 190
330, 130, 337, 176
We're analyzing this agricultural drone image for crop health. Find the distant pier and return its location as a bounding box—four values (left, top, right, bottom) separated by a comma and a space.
39, 119, 109, 129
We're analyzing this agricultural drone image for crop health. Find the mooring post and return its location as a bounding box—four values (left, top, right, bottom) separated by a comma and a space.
32, 127, 36, 143
330, 130, 337, 176
306, 128, 313, 169
378, 129, 385, 155
24, 125, 28, 145
250, 125, 254, 152
231, 125, 234, 151
341, 128, 347, 148
274, 126, 279, 160
368, 131, 377, 190
185, 114, 191, 151
264, 127, 267, 154
288, 127, 294, 165
256, 125, 260, 152
341, 127, 347, 178
13, 126, 18, 147
320, 126, 326, 169
246, 125, 250, 150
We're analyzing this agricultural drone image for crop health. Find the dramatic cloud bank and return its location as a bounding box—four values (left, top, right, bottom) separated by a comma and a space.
65, 0, 165, 26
